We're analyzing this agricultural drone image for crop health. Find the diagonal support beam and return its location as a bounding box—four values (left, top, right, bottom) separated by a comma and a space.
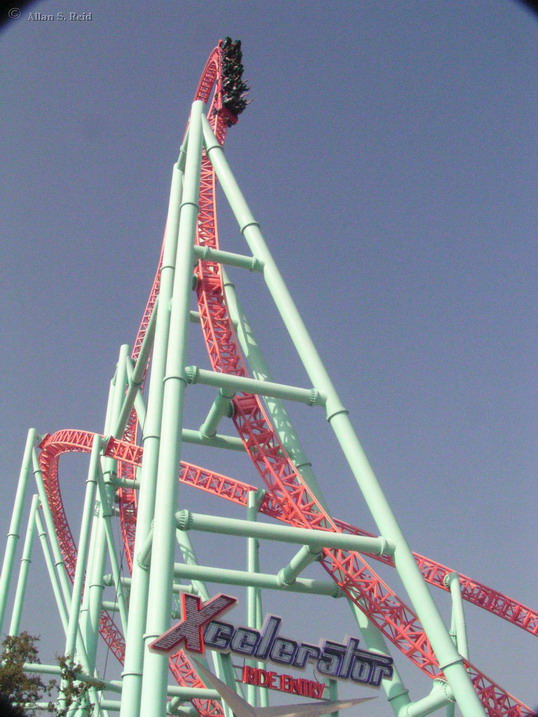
277, 544, 322, 587
445, 572, 469, 661
199, 389, 235, 440
113, 301, 157, 438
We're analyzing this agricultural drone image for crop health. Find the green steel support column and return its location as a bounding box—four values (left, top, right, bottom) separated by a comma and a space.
32, 452, 93, 667
201, 116, 485, 717
95, 469, 128, 634
324, 678, 338, 717
80, 378, 116, 645
445, 572, 469, 661
167, 702, 199, 716
0, 428, 36, 635
65, 435, 101, 659
119, 140, 188, 717
34, 509, 69, 632
8, 494, 40, 636
32, 449, 75, 617
32, 451, 101, 713
256, 589, 268, 709
138, 527, 153, 568
139, 100, 205, 717
444, 622, 457, 717
223, 271, 411, 712
222, 270, 327, 508
123, 356, 148, 431
79, 377, 115, 657
176, 529, 240, 713
109, 476, 141, 490
61, 435, 104, 717
113, 302, 158, 437
246, 490, 262, 707
85, 346, 131, 644
347, 602, 410, 715
85, 345, 129, 672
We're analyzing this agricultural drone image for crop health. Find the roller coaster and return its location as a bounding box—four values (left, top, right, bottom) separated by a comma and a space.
0, 40, 535, 717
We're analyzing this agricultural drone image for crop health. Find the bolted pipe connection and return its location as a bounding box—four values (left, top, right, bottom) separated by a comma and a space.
176, 509, 193, 531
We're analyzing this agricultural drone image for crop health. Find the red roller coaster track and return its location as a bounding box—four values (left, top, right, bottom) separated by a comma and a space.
36, 43, 534, 717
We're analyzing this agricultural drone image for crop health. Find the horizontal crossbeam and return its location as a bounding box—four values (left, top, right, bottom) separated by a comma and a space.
176, 509, 394, 556
193, 244, 263, 272
172, 562, 343, 597
185, 366, 326, 407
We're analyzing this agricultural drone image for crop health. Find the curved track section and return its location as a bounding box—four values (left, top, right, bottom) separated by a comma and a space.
39, 428, 534, 717
40, 427, 538, 640
36, 42, 534, 717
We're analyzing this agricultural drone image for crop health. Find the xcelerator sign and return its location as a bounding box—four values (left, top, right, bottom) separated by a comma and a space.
150, 594, 393, 688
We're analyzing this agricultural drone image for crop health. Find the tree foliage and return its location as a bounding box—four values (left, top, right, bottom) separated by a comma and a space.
0, 632, 55, 716
0, 633, 104, 716
50, 656, 103, 717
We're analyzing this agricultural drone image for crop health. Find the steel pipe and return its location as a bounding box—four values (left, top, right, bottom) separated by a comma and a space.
277, 544, 322, 587
113, 303, 157, 437
8, 494, 40, 636
176, 510, 394, 556
445, 572, 469, 660
181, 428, 245, 452
119, 133, 189, 717
140, 100, 205, 717
172, 562, 342, 597
398, 680, 454, 717
193, 244, 263, 272
175, 529, 242, 709
186, 365, 326, 407
0, 428, 36, 634
103, 574, 196, 595
199, 389, 235, 439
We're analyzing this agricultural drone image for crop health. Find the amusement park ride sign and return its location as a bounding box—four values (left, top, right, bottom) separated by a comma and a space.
150, 593, 394, 695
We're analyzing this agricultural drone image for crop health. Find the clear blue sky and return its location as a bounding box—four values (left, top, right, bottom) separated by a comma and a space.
1, 1, 536, 714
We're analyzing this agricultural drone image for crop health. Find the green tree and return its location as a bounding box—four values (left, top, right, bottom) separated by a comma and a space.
0, 633, 104, 716
0, 632, 55, 716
